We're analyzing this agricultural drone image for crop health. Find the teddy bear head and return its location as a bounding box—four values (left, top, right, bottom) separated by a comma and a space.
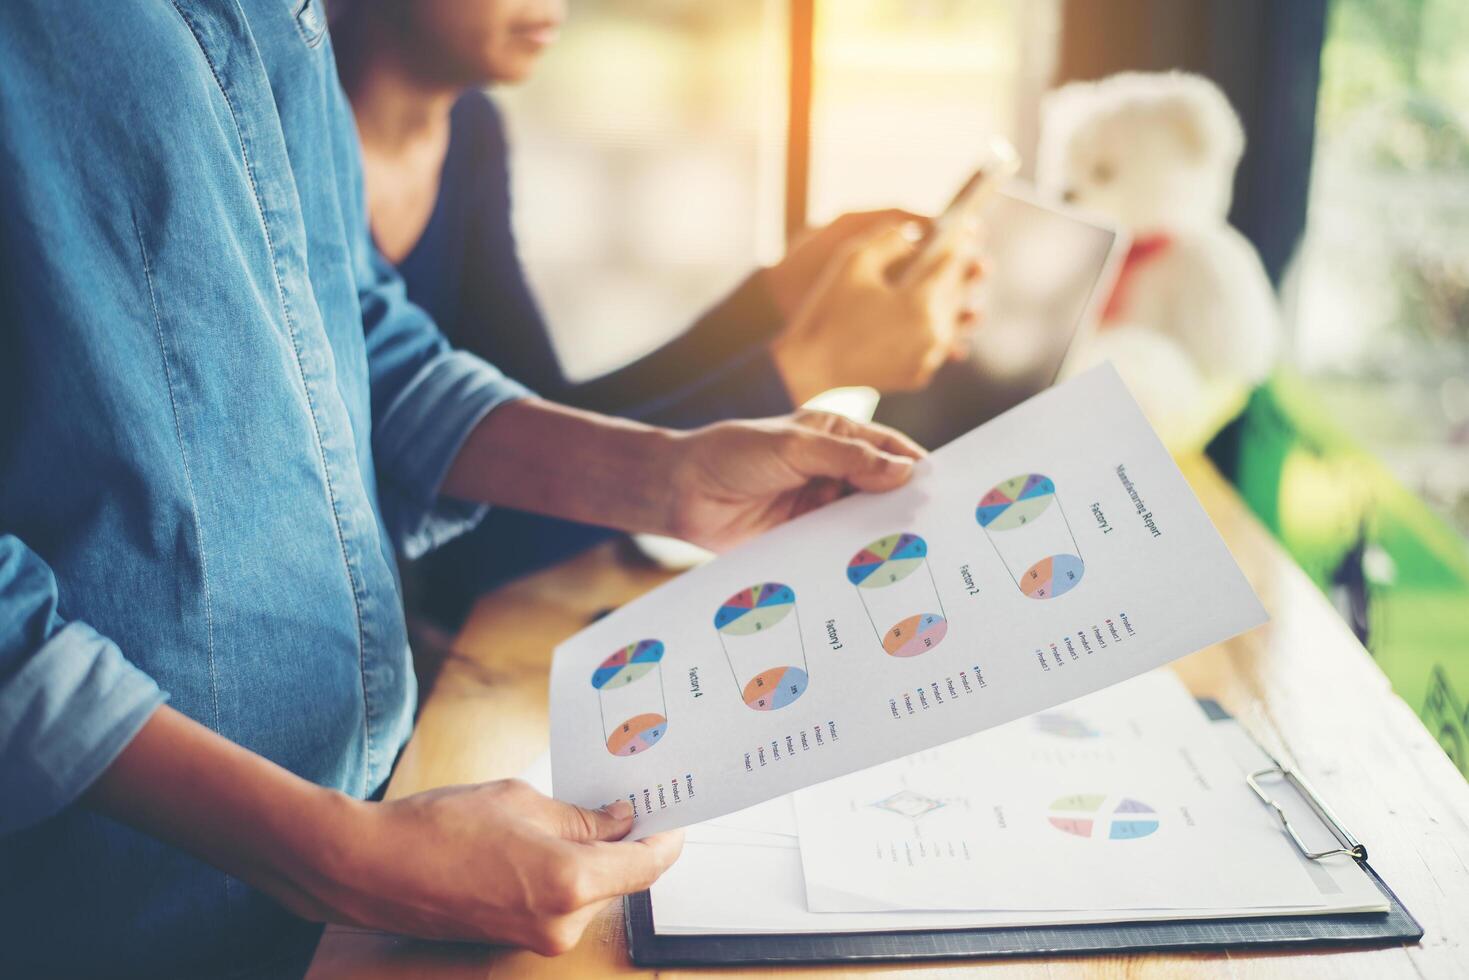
1035, 71, 1245, 233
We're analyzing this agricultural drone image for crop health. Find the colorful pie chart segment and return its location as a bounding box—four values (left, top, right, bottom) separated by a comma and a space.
741, 665, 809, 711
605, 712, 668, 756
847, 532, 928, 588
881, 612, 948, 658
590, 639, 665, 690
1019, 553, 1084, 599
976, 473, 1057, 530
714, 582, 796, 635
1047, 793, 1159, 840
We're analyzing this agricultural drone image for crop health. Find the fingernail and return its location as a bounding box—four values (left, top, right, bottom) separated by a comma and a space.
604, 800, 634, 820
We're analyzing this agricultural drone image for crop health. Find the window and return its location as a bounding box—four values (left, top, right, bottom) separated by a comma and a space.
495, 1, 788, 381
497, 0, 1046, 381
1254, 0, 1469, 773
1286, 0, 1469, 539
806, 0, 1052, 224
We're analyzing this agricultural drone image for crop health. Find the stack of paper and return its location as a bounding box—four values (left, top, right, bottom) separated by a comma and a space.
550, 367, 1269, 838
530, 367, 1383, 935
651, 671, 1387, 935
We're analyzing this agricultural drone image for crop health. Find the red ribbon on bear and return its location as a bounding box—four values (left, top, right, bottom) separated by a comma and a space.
1101, 233, 1172, 324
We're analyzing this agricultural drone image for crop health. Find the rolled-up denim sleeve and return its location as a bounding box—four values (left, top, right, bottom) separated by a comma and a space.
359, 246, 531, 560
0, 535, 166, 834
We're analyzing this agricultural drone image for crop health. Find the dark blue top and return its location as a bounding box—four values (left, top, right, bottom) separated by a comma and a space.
402, 92, 793, 621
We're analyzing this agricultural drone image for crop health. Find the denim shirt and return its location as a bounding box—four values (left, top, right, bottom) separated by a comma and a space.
0, 1, 527, 974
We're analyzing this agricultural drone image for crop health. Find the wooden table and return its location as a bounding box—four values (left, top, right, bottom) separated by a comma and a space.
308, 456, 1469, 979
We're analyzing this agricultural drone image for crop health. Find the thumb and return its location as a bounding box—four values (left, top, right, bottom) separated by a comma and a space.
825, 207, 926, 243
783, 430, 916, 494
555, 798, 636, 843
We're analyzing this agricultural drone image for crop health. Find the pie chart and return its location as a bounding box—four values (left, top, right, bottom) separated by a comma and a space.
590, 639, 665, 690
847, 533, 928, 589
741, 665, 809, 711
714, 583, 796, 635
1048, 793, 1159, 840
882, 612, 949, 658
605, 712, 668, 756
1019, 553, 1084, 599
976, 473, 1057, 530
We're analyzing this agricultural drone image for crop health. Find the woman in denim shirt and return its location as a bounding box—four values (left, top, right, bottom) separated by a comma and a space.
0, 2, 932, 975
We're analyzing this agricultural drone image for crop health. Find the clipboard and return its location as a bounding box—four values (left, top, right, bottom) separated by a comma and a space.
624, 699, 1422, 967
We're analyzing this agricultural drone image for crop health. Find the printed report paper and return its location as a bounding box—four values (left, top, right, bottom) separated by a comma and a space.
649, 673, 1385, 935
794, 671, 1381, 913
549, 365, 1268, 837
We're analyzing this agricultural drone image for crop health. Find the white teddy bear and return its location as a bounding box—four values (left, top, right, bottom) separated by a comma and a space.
1036, 71, 1280, 452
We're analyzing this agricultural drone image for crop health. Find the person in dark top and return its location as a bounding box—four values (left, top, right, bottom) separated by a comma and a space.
333, 1, 980, 624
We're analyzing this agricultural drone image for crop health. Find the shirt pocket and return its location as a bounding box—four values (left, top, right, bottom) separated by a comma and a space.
292, 0, 327, 48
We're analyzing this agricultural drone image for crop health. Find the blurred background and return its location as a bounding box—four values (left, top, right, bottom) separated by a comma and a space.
492, 0, 1469, 774
496, 0, 1050, 380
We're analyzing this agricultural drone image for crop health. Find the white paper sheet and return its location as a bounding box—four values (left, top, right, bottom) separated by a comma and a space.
649, 673, 1386, 936
651, 833, 1384, 935
550, 366, 1267, 837
793, 672, 1382, 913
689, 795, 798, 842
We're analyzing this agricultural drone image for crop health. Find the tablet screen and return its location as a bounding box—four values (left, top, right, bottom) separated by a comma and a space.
875, 185, 1127, 449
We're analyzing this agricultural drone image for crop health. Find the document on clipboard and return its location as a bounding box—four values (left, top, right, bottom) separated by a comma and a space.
549, 367, 1267, 839
634, 671, 1415, 963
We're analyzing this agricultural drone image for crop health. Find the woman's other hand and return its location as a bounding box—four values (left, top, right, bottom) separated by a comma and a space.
320, 781, 683, 955
764, 209, 920, 318
768, 213, 982, 404
86, 705, 683, 959
665, 410, 925, 551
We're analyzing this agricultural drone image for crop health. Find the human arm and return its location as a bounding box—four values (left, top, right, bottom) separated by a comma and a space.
84, 703, 682, 954
560, 208, 981, 412
0, 535, 165, 834
442, 400, 925, 553
562, 207, 981, 417
430, 94, 795, 427
0, 530, 678, 953
359, 232, 533, 560
555, 273, 795, 426
356, 99, 929, 555
769, 214, 983, 402
361, 227, 925, 557
436, 95, 975, 425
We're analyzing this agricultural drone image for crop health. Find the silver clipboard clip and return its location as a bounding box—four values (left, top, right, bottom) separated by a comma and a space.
1247, 763, 1367, 863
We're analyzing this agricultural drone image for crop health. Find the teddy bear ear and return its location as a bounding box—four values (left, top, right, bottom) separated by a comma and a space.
1040, 79, 1098, 131
1153, 73, 1246, 166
